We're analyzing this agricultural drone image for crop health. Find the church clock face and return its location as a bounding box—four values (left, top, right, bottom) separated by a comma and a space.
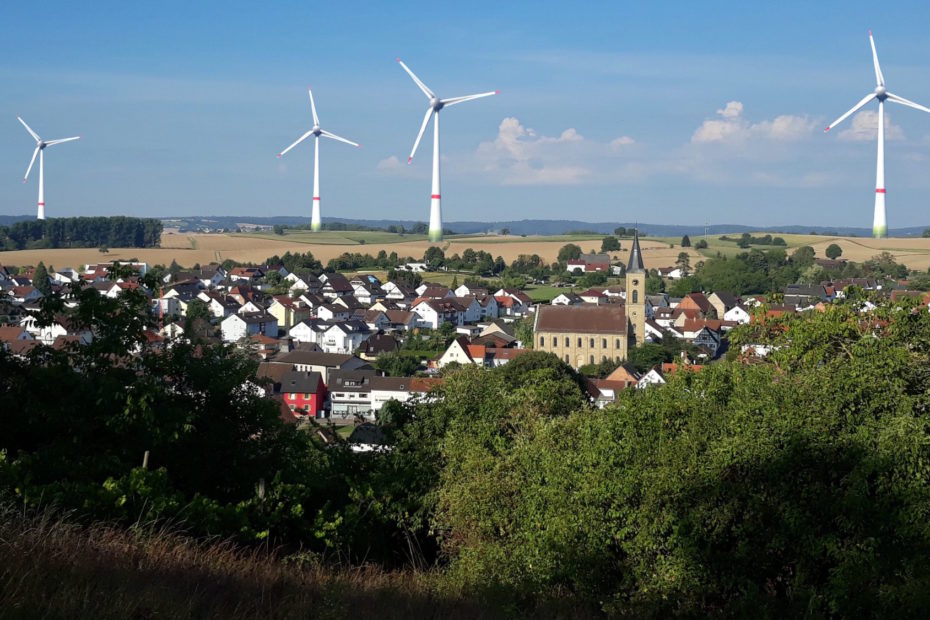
633, 279, 639, 286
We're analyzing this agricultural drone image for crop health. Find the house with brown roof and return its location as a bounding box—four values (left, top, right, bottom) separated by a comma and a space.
533, 305, 631, 368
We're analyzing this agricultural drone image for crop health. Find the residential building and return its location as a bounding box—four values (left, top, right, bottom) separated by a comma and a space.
280, 371, 327, 418
220, 312, 277, 342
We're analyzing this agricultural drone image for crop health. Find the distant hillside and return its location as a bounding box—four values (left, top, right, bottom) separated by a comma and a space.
3, 213, 929, 237
161, 215, 930, 238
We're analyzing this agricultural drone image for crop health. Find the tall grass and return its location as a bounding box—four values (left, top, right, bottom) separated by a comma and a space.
0, 505, 499, 620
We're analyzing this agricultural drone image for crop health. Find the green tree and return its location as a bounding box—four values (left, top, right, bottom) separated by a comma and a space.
825, 243, 843, 259
791, 246, 816, 268
557, 243, 582, 263
423, 246, 445, 267
676, 252, 691, 276
600, 236, 621, 252
681, 234, 691, 247
32, 261, 51, 295
375, 351, 421, 377
273, 225, 285, 235
614, 226, 627, 237
695, 239, 708, 249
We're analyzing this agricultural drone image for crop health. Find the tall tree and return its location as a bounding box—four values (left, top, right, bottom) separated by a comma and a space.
681, 234, 691, 247
32, 261, 51, 295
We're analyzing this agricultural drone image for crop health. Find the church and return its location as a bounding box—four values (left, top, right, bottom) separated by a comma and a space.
533, 231, 646, 369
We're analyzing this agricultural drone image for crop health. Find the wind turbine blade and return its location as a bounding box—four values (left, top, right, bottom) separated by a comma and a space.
23, 147, 39, 182
440, 91, 500, 107
396, 59, 435, 99
408, 108, 433, 163
869, 30, 885, 87
17, 117, 40, 142
277, 130, 314, 158
824, 93, 876, 132
320, 130, 360, 148
886, 92, 930, 115
307, 86, 320, 126
44, 136, 81, 147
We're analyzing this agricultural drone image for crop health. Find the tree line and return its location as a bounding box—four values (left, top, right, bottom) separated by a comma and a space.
0, 216, 163, 250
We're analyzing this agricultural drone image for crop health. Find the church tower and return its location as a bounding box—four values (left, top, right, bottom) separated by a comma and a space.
625, 230, 646, 348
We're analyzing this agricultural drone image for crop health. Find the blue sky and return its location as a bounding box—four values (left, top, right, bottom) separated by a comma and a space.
4, 1, 930, 228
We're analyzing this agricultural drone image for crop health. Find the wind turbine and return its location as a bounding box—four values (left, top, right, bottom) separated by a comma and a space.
397, 59, 498, 243
277, 87, 360, 232
18, 117, 80, 220
824, 31, 930, 238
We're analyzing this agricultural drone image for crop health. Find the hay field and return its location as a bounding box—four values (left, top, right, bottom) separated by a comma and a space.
0, 232, 703, 270
685, 232, 930, 271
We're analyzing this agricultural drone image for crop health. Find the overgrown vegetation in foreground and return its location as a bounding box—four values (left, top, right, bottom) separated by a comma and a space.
4, 275, 930, 616
0, 506, 508, 620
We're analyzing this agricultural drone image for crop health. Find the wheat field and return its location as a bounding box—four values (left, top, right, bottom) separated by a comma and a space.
3, 230, 930, 271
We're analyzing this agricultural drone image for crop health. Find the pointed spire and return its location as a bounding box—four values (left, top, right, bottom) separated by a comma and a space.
627, 229, 645, 273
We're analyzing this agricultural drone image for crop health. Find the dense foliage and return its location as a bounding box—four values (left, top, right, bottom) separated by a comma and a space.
0, 216, 162, 250
5, 281, 930, 615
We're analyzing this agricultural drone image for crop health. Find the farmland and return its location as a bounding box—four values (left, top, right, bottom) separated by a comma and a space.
2, 228, 930, 271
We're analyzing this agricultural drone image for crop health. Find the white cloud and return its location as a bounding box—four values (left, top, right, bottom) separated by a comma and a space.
717, 101, 743, 118
610, 135, 636, 150
471, 117, 599, 185
376, 155, 404, 171
837, 110, 904, 142
692, 101, 816, 144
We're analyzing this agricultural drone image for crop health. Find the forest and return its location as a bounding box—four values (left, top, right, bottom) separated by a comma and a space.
0, 216, 163, 250
3, 277, 930, 616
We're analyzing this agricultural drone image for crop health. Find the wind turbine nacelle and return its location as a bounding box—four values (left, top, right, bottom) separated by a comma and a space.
312, 125, 322, 136
430, 97, 444, 111
875, 85, 888, 100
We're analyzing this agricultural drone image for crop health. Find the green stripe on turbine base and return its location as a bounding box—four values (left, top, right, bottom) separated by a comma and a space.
429, 228, 443, 243
311, 221, 321, 232
873, 224, 887, 239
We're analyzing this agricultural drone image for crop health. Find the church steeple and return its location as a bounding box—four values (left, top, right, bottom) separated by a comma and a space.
625, 229, 646, 347
627, 229, 645, 274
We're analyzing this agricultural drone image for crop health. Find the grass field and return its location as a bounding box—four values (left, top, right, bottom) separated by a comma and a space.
4, 230, 930, 271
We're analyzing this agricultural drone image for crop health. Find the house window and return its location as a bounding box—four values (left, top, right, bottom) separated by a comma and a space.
602, 356, 607, 363
577, 337, 582, 347
615, 339, 620, 348
632, 290, 638, 303
304, 393, 310, 399
564, 354, 569, 363
589, 338, 594, 347
602, 338, 607, 348
539, 336, 545, 347
589, 355, 594, 364
289, 393, 295, 400
564, 337, 569, 347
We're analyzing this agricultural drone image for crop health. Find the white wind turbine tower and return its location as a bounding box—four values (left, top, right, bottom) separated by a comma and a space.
277, 87, 360, 232
397, 59, 498, 243
18, 117, 80, 220
825, 31, 930, 238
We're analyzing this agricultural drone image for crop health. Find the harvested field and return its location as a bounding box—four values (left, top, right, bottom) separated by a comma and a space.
0, 232, 702, 270
4, 230, 929, 271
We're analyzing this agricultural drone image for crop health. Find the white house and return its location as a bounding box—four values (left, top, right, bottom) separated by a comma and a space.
551, 292, 582, 306
636, 368, 666, 389
436, 337, 481, 368
320, 321, 372, 354
317, 304, 351, 322
289, 319, 323, 344
723, 304, 751, 325
220, 312, 277, 342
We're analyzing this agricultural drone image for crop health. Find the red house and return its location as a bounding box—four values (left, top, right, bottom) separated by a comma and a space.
280, 370, 327, 418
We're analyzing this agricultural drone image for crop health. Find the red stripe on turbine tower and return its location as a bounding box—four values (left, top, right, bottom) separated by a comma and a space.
431, 194, 441, 199
313, 197, 321, 200
37, 202, 44, 205
876, 188, 886, 193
